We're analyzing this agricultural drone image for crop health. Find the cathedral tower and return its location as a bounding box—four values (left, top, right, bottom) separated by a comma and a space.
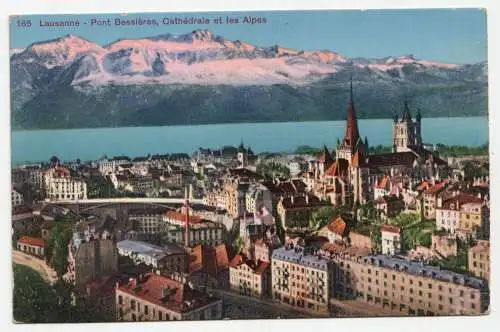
392, 100, 422, 152
336, 78, 368, 163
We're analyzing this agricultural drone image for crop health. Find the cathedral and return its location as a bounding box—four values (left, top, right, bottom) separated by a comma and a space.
303, 80, 449, 207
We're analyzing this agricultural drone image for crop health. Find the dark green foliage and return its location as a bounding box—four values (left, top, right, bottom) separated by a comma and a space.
46, 216, 73, 277
310, 205, 349, 231
86, 175, 120, 198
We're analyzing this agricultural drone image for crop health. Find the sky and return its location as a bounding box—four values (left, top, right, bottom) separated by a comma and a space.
9, 9, 487, 64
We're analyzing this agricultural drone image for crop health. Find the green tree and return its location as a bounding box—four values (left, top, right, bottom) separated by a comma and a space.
47, 219, 73, 277
232, 236, 245, 254
310, 206, 341, 230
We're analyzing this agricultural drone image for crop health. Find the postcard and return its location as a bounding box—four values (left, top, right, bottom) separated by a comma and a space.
10, 9, 489, 323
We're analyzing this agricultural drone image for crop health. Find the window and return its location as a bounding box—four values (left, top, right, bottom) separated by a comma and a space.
409, 279, 413, 285
471, 293, 475, 300
392, 275, 396, 281
428, 284, 432, 289
438, 285, 443, 291
439, 295, 443, 301
418, 281, 423, 287
131, 300, 136, 310
460, 290, 464, 297
145, 305, 149, 315
118, 295, 123, 305
449, 298, 453, 305
471, 303, 476, 310
159, 311, 163, 320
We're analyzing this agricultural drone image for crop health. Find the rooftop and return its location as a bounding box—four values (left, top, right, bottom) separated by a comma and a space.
18, 236, 46, 248
363, 254, 486, 289
271, 246, 331, 271
116, 273, 220, 314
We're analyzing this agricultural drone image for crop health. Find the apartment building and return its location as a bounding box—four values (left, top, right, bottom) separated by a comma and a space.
11, 187, 24, 207
44, 166, 87, 200
436, 194, 483, 234
468, 240, 490, 281
460, 202, 489, 238
163, 221, 225, 248
129, 209, 165, 235
331, 254, 489, 316
381, 224, 401, 255
271, 245, 332, 314
229, 254, 271, 298
116, 273, 222, 321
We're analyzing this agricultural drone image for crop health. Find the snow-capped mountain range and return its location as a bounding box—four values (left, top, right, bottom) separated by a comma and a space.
11, 30, 470, 86
10, 29, 487, 130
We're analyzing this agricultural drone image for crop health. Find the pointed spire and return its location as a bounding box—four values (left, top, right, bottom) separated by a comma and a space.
319, 144, 333, 164
402, 97, 411, 121
343, 76, 361, 147
416, 108, 422, 122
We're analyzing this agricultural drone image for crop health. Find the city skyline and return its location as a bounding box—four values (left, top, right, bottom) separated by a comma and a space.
10, 9, 487, 64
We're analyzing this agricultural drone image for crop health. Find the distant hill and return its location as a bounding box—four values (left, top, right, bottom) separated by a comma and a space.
10, 30, 488, 130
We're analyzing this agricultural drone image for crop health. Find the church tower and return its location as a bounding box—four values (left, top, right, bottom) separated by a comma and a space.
336, 78, 368, 164
392, 100, 422, 152
237, 139, 248, 167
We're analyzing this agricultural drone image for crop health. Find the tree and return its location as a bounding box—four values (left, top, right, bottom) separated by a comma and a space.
310, 206, 336, 230
47, 220, 73, 277
232, 236, 245, 253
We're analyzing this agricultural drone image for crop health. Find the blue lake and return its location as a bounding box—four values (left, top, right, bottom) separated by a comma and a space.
11, 117, 489, 165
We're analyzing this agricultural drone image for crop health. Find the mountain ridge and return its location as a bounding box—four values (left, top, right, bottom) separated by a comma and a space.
10, 29, 488, 130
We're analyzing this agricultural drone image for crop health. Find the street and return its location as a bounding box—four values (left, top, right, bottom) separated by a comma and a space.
211, 289, 339, 320
12, 250, 57, 285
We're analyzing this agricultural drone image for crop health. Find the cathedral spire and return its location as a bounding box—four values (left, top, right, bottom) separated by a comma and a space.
343, 76, 361, 147
402, 97, 411, 122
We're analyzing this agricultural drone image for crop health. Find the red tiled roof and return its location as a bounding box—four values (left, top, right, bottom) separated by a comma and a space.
229, 254, 245, 268
229, 254, 269, 275
325, 159, 349, 177
425, 181, 449, 195
18, 236, 45, 248
117, 273, 219, 313
189, 244, 230, 277
327, 216, 348, 237
163, 211, 203, 224
381, 224, 401, 234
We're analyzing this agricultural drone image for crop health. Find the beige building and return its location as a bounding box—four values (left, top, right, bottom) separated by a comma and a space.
229, 254, 270, 298
271, 245, 331, 314
44, 166, 87, 200
331, 254, 489, 316
17, 236, 46, 257
417, 181, 448, 220
460, 202, 489, 237
116, 273, 223, 321
468, 240, 490, 281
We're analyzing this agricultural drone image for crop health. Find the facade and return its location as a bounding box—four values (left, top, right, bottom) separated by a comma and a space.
460, 202, 489, 237
229, 254, 271, 298
117, 240, 187, 273
66, 231, 119, 292
163, 221, 225, 248
11, 187, 24, 207
129, 209, 165, 235
17, 236, 45, 257
468, 240, 490, 281
418, 181, 448, 220
277, 194, 328, 229
381, 224, 401, 256
331, 254, 489, 316
436, 193, 485, 234
116, 273, 223, 321
392, 101, 423, 153
245, 183, 273, 215
271, 245, 332, 314
44, 166, 88, 200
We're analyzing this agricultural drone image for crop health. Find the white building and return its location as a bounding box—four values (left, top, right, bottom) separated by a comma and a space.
245, 183, 273, 214
44, 167, 87, 200
381, 224, 401, 256
288, 161, 303, 177
11, 187, 24, 207
436, 194, 484, 234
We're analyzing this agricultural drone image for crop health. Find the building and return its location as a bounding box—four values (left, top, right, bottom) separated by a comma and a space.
44, 166, 88, 200
318, 216, 349, 244
436, 194, 483, 234
460, 202, 489, 238
129, 209, 166, 235
163, 221, 225, 248
468, 240, 490, 281
417, 181, 448, 220
431, 235, 457, 258
392, 101, 423, 153
348, 232, 373, 251
11, 186, 24, 207
245, 183, 273, 214
277, 194, 329, 230
24, 165, 44, 189
381, 224, 401, 256
117, 240, 187, 273
229, 254, 271, 298
16, 236, 45, 257
331, 254, 489, 316
375, 195, 405, 220
66, 230, 119, 292
271, 245, 332, 314
116, 273, 222, 321
188, 244, 231, 289
85, 274, 124, 321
